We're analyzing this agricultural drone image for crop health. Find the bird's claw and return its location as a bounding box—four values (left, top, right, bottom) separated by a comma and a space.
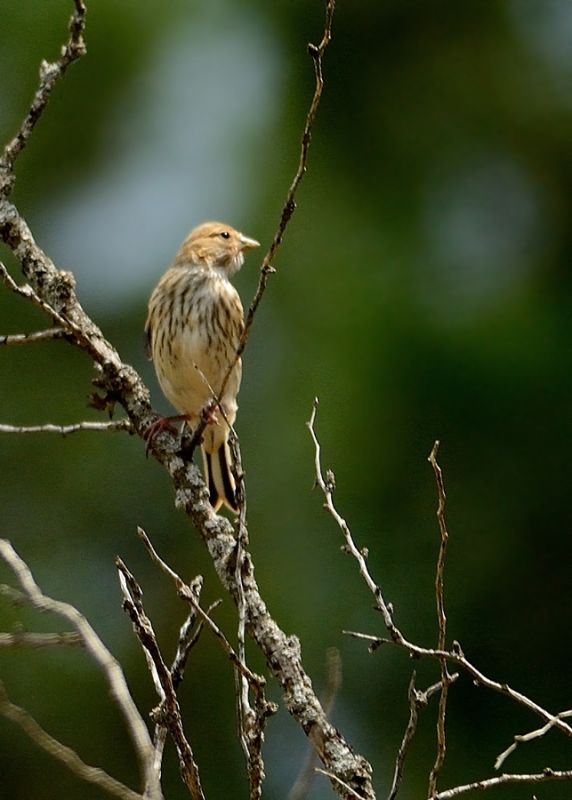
143, 415, 186, 456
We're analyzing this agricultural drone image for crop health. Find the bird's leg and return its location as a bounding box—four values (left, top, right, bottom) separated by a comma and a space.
143, 414, 188, 455
178, 403, 217, 459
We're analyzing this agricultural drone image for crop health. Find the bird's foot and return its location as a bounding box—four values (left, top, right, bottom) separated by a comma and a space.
201, 399, 220, 425
143, 414, 188, 456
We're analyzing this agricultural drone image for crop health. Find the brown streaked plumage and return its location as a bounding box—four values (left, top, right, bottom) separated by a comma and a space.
145, 221, 259, 513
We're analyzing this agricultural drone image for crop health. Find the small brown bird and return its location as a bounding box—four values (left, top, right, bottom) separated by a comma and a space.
145, 221, 259, 512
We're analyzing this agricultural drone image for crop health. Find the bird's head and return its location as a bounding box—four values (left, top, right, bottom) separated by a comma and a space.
175, 221, 260, 276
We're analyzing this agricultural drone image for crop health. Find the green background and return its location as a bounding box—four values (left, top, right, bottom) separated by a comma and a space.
1, 1, 572, 798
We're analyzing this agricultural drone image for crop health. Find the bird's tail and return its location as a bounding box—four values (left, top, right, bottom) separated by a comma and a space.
202, 440, 239, 514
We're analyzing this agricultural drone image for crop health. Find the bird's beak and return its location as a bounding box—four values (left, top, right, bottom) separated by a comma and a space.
239, 233, 260, 250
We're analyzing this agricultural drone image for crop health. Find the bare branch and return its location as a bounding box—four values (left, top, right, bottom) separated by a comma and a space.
0, 631, 82, 648
427, 441, 453, 798
495, 707, 572, 770
0, 0, 87, 189
151, 576, 206, 787
0, 539, 159, 799
432, 768, 572, 799
388, 674, 459, 800
0, 420, 133, 435
137, 529, 264, 692
116, 558, 204, 800
138, 525, 275, 799
0, 262, 86, 343
307, 397, 401, 638
170, 576, 208, 691
239, 0, 335, 347
217, 0, 336, 405
0, 680, 142, 800
0, 327, 65, 345
341, 629, 572, 741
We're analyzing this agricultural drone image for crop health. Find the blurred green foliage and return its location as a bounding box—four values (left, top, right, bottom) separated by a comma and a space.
2, 1, 572, 798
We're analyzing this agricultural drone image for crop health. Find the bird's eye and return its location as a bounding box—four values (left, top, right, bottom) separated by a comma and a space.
219, 231, 230, 240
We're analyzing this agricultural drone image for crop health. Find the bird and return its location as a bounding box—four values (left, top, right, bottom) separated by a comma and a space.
145, 221, 259, 513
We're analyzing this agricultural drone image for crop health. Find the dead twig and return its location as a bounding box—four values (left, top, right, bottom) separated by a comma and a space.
217, 0, 335, 406
388, 673, 459, 800
0, 539, 159, 799
315, 768, 366, 800
0, 420, 133, 435
427, 441, 453, 798
116, 558, 204, 800
149, 575, 209, 787
495, 707, 572, 769
307, 397, 400, 638
431, 768, 572, 799
0, 0, 87, 191
0, 327, 65, 345
0, 680, 142, 800
0, 631, 82, 648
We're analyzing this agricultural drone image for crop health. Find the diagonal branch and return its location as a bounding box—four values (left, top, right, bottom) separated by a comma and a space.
432, 768, 572, 799
307, 397, 400, 637
0, 539, 158, 799
0, 681, 142, 800
495, 707, 572, 770
217, 0, 335, 405
239, 0, 335, 349
0, 0, 87, 190
116, 558, 204, 800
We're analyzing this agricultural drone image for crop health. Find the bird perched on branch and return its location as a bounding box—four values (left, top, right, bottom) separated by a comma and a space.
145, 221, 260, 513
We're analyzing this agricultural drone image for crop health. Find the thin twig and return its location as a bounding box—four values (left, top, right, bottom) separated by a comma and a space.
0, 327, 65, 345
116, 558, 205, 800
0, 420, 133, 435
0, 631, 82, 648
170, 576, 207, 691
229, 431, 272, 800
137, 528, 275, 702
431, 768, 572, 799
0, 0, 87, 188
217, 0, 335, 405
0, 262, 81, 338
0, 681, 142, 800
427, 441, 452, 798
495, 707, 572, 769
307, 397, 400, 637
150, 576, 207, 788
343, 627, 572, 741
388, 674, 459, 800
315, 769, 366, 800
0, 539, 159, 799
